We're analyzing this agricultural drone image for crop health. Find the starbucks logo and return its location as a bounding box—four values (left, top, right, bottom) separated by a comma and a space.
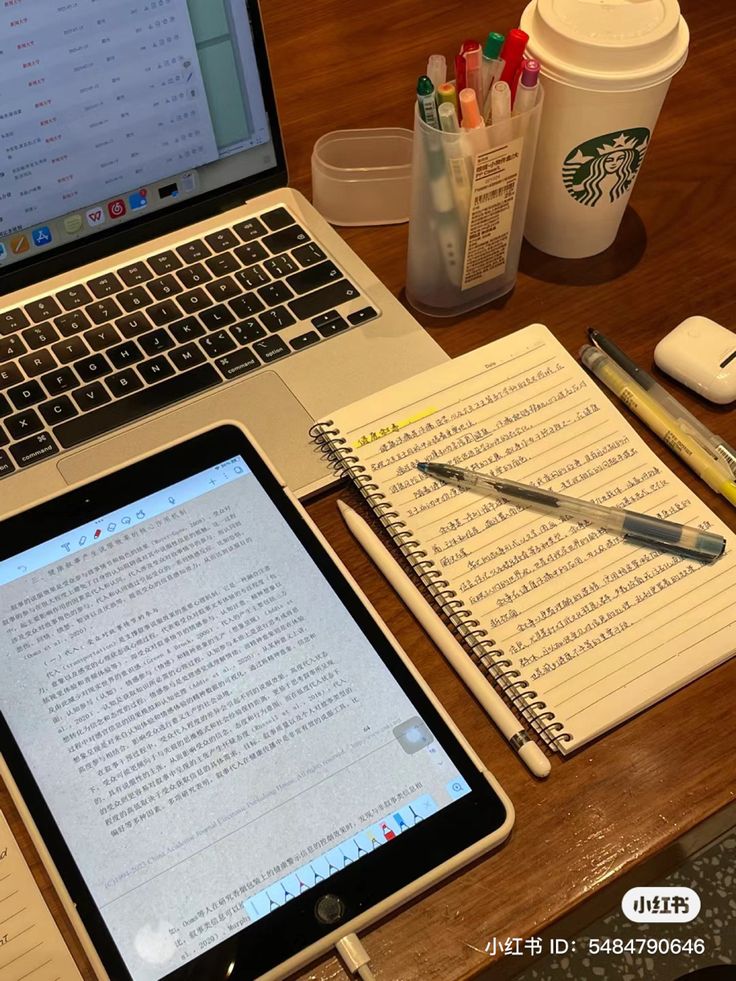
562, 128, 650, 207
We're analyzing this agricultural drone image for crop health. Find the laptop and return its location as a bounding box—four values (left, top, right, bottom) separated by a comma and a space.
0, 0, 447, 517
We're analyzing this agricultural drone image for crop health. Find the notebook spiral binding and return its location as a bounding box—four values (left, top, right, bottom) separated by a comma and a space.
311, 422, 573, 749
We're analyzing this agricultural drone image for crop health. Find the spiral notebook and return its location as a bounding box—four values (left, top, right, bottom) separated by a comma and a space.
312, 324, 736, 754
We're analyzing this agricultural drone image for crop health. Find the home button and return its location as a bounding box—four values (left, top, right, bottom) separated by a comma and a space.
314, 894, 346, 925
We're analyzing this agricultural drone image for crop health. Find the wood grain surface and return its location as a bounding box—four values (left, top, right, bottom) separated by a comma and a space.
2, 0, 735, 979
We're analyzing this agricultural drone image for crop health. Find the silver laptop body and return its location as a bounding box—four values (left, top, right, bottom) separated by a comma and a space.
0, 1, 446, 516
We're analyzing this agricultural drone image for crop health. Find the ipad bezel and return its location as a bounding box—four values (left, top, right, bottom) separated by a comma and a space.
0, 423, 511, 981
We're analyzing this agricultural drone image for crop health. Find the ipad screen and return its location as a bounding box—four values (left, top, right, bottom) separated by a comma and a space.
0, 452, 476, 980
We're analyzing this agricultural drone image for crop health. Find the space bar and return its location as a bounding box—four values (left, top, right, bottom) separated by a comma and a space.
54, 364, 220, 449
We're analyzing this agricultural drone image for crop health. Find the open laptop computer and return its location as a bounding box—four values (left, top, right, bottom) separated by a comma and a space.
0, 0, 447, 517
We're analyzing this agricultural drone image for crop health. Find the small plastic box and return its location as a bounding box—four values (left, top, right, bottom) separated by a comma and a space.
311, 128, 413, 226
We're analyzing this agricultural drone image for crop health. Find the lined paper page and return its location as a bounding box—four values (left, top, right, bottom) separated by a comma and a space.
324, 324, 736, 751
0, 809, 83, 981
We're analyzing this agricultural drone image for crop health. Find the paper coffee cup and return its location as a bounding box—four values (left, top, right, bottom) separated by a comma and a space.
520, 0, 689, 258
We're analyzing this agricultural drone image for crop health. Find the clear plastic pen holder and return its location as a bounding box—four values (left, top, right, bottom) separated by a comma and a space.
406, 90, 543, 317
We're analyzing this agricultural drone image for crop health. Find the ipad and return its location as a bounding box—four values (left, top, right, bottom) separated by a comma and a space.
0, 423, 512, 981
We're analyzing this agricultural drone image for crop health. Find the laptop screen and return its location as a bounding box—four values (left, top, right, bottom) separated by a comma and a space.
0, 0, 279, 271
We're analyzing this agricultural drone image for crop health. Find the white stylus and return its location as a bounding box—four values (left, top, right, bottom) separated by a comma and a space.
338, 500, 551, 779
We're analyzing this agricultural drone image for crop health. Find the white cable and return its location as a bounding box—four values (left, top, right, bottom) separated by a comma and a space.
335, 933, 377, 981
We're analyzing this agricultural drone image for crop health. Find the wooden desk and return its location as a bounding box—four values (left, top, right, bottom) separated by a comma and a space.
3, 0, 735, 978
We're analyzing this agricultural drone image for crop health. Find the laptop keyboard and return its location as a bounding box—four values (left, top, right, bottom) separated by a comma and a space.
0, 206, 378, 480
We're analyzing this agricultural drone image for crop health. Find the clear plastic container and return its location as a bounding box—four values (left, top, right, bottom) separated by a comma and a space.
311, 128, 413, 226
406, 92, 543, 317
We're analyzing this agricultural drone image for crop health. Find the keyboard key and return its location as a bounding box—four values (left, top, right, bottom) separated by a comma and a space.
289, 280, 360, 320
52, 336, 90, 365
230, 319, 266, 345
0, 424, 6, 446
9, 431, 59, 468
6, 408, 44, 440
41, 366, 78, 396
54, 363, 220, 449
290, 330, 321, 351
108, 340, 144, 369
148, 300, 182, 326
138, 355, 175, 384
286, 260, 341, 295
235, 265, 270, 290
261, 207, 295, 231
263, 254, 297, 278
55, 310, 93, 336
176, 239, 211, 263
252, 336, 290, 363
257, 281, 294, 306
87, 272, 123, 298
170, 317, 205, 343
177, 262, 213, 289
8, 381, 45, 410
205, 276, 241, 302
199, 330, 236, 358
39, 395, 78, 425
56, 284, 93, 310
348, 306, 378, 325
262, 224, 309, 254
148, 250, 183, 275
293, 242, 327, 267
259, 306, 296, 333
230, 293, 265, 318
0, 308, 29, 336
177, 289, 213, 315
20, 349, 58, 378
88, 298, 122, 325
118, 261, 153, 286
215, 347, 261, 380
312, 310, 341, 328
75, 353, 112, 382
1, 335, 26, 360
205, 252, 240, 277
139, 329, 175, 356
118, 286, 153, 312
22, 323, 59, 350
0, 448, 15, 476
170, 342, 207, 371
84, 324, 121, 352
234, 241, 268, 266
72, 382, 112, 412
0, 393, 10, 417
106, 368, 144, 399
200, 304, 236, 331
116, 312, 153, 338
316, 316, 350, 337
204, 228, 240, 252
233, 217, 268, 242
148, 275, 182, 301
25, 296, 62, 323
0, 363, 23, 389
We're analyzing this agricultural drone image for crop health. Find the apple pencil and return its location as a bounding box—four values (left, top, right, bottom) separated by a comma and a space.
338, 500, 551, 779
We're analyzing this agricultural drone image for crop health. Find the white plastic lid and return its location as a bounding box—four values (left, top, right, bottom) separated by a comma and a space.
520, 0, 689, 91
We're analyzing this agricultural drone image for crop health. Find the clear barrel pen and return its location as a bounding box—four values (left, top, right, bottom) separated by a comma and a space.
417, 461, 726, 563
589, 328, 736, 479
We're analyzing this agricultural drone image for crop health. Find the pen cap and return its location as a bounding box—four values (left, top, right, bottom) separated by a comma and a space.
520, 0, 689, 257
484, 32, 504, 60
499, 29, 529, 85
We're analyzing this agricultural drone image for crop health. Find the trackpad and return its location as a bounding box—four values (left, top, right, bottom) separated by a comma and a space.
57, 372, 328, 491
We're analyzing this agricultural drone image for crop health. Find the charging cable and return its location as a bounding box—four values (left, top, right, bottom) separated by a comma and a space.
335, 933, 377, 981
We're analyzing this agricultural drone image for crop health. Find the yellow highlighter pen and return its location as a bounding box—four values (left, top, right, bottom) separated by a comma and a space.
580, 345, 736, 508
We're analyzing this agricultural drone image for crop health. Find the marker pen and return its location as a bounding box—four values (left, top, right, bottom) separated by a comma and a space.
459, 88, 484, 130
489, 80, 512, 142
416, 75, 439, 129
481, 32, 504, 103
498, 27, 529, 94
513, 59, 540, 114
436, 81, 458, 114
462, 40, 483, 108
426, 54, 447, 89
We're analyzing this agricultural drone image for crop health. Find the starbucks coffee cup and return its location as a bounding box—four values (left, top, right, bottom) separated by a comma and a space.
520, 0, 689, 258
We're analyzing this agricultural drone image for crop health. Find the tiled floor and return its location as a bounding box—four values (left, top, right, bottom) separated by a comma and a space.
510, 832, 735, 981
